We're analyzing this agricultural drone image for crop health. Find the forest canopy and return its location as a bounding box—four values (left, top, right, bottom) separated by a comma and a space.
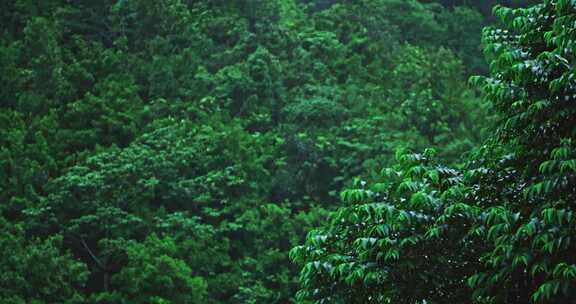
0, 0, 574, 303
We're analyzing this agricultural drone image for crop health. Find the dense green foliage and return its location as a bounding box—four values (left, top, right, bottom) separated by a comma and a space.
291, 1, 576, 303
1, 0, 569, 303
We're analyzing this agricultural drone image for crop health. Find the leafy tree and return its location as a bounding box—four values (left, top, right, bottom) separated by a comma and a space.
110, 235, 208, 304
293, 1, 576, 303
0, 217, 88, 303
290, 150, 480, 303
466, 2, 576, 302
0, 110, 59, 219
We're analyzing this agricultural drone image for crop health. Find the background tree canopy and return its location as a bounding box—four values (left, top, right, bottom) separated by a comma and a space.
1, 0, 572, 303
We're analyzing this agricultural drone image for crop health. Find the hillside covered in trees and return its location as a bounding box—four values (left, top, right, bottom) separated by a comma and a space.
1, 0, 574, 303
